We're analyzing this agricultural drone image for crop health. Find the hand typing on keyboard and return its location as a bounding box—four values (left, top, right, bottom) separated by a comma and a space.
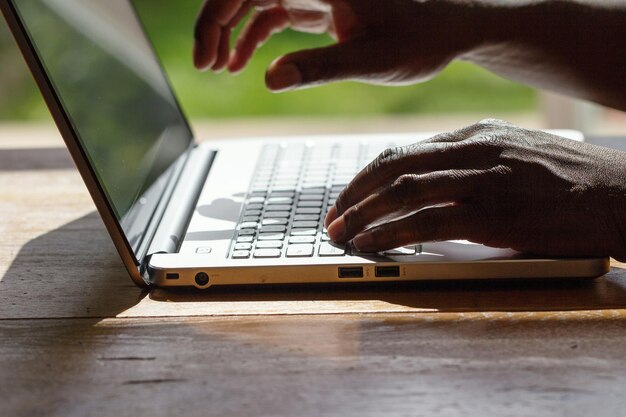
324, 120, 626, 262
230, 142, 420, 259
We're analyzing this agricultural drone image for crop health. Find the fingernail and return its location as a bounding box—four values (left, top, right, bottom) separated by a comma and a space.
353, 233, 374, 252
266, 63, 301, 92
327, 217, 346, 242
325, 206, 338, 228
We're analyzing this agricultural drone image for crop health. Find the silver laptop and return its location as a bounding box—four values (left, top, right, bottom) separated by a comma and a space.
2, 0, 609, 289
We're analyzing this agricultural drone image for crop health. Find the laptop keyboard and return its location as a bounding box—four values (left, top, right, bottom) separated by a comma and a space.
229, 142, 420, 259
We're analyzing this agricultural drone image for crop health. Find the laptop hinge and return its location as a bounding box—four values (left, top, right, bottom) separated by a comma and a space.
141, 145, 215, 269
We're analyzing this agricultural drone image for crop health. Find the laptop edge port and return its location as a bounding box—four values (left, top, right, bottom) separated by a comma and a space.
338, 267, 364, 279
375, 266, 400, 278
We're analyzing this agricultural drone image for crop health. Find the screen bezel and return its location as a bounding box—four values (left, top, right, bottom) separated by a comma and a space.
0, 0, 196, 287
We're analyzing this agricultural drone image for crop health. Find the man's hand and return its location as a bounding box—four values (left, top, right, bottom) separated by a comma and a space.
193, 0, 468, 92
194, 0, 626, 109
324, 120, 626, 261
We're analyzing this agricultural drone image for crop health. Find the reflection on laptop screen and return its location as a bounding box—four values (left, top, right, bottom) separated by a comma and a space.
12, 0, 193, 253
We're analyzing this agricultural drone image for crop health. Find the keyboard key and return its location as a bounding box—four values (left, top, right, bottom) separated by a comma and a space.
248, 197, 265, 204
254, 249, 281, 258
266, 205, 292, 212
246, 203, 264, 210
268, 197, 293, 205
291, 228, 317, 236
270, 192, 295, 198
251, 185, 269, 193
196, 247, 212, 254
260, 225, 287, 233
233, 250, 251, 259
238, 229, 256, 236
292, 221, 319, 229
303, 177, 327, 185
264, 211, 291, 219
242, 216, 260, 223
262, 218, 289, 226
297, 201, 323, 208
302, 182, 326, 189
256, 241, 283, 249
240, 222, 258, 229
244, 209, 262, 217
258, 233, 285, 241
319, 243, 346, 257
286, 244, 315, 258
289, 236, 316, 244
301, 187, 326, 194
237, 236, 254, 243
273, 186, 296, 192
235, 243, 252, 251
321, 233, 331, 241
294, 214, 319, 221
296, 207, 321, 214
299, 194, 325, 201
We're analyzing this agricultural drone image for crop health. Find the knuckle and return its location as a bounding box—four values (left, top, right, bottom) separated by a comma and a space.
370, 146, 405, 175
389, 175, 418, 207
334, 189, 351, 215
375, 146, 400, 165
343, 202, 365, 231
482, 133, 507, 148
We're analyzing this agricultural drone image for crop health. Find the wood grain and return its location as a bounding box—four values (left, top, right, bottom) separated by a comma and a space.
2, 315, 626, 417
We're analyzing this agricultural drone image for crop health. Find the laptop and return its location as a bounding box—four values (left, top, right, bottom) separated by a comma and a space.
1, 0, 609, 289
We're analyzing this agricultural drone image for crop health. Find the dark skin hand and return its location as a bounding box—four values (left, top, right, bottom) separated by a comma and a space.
325, 119, 626, 261
194, 0, 626, 260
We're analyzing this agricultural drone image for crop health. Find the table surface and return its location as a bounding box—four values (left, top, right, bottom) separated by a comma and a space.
2, 124, 626, 417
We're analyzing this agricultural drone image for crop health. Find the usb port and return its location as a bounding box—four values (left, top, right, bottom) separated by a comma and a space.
166, 273, 180, 280
338, 267, 364, 279
375, 266, 400, 278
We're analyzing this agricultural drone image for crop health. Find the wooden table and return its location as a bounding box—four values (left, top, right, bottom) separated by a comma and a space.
2, 124, 626, 417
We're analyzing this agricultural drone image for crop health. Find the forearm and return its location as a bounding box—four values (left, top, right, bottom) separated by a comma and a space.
456, 0, 626, 111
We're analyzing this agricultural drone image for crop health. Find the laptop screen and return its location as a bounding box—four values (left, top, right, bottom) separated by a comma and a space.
12, 0, 193, 255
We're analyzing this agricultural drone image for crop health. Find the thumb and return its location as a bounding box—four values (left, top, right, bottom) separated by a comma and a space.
265, 38, 375, 92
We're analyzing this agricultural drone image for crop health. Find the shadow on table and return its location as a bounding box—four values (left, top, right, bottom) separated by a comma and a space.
0, 212, 145, 319
150, 267, 626, 313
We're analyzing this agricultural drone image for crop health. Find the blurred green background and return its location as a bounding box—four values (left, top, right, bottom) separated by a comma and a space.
0, 0, 536, 121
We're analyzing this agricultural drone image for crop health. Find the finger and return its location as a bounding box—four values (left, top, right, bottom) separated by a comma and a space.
212, 27, 232, 72
194, 21, 221, 71
228, 7, 290, 74
327, 170, 484, 243
352, 205, 476, 253
194, 0, 254, 70
324, 142, 471, 227
265, 37, 380, 92
212, 2, 254, 72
